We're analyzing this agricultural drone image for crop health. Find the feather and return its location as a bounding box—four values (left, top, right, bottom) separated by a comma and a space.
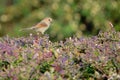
19, 27, 34, 31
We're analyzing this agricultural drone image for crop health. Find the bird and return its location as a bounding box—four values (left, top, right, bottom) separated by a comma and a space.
20, 17, 53, 34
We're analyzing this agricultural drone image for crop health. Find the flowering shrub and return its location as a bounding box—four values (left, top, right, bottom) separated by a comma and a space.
0, 29, 120, 80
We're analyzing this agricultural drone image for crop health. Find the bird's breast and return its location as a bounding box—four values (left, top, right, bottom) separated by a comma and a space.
36, 26, 49, 33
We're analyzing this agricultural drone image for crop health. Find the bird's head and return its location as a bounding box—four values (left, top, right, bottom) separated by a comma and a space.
43, 17, 53, 24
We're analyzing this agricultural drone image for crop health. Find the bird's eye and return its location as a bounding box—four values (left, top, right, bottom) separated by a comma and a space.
48, 18, 52, 22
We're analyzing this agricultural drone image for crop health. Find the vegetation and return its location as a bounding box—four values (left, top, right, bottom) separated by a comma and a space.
0, 26, 120, 79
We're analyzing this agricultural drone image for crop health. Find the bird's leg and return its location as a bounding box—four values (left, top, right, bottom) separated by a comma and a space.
36, 32, 44, 38
29, 33, 33, 37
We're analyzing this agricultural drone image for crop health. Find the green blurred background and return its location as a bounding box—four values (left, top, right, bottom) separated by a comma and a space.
0, 0, 120, 41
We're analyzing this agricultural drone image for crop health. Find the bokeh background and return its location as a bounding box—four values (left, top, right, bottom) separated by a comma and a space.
0, 0, 120, 41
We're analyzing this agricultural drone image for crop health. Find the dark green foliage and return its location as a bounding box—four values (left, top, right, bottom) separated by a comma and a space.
39, 61, 51, 73
0, 60, 10, 69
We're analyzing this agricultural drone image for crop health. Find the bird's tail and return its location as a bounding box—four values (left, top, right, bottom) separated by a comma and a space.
19, 26, 35, 32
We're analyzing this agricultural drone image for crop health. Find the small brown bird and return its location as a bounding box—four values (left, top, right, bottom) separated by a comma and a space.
20, 17, 53, 34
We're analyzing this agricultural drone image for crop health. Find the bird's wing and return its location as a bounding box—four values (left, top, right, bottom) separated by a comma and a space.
19, 22, 48, 31
35, 22, 48, 28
